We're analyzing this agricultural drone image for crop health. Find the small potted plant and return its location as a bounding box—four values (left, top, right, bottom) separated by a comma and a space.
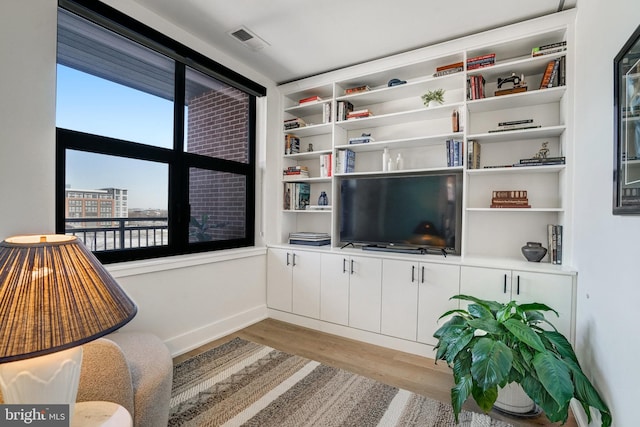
433, 294, 611, 426
422, 88, 445, 107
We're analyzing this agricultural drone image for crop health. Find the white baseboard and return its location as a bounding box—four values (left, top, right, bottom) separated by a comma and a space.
267, 309, 437, 359
166, 304, 268, 357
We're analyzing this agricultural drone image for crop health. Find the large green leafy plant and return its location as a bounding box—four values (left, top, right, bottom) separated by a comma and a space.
433, 295, 611, 426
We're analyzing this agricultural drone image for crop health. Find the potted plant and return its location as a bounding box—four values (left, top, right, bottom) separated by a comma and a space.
433, 295, 611, 426
422, 88, 445, 107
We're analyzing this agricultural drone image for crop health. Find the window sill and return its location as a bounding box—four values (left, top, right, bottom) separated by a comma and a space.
106, 246, 267, 278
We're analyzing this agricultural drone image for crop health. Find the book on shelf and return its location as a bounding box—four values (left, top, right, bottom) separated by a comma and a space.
433, 66, 464, 78
498, 119, 533, 126
446, 140, 463, 167
539, 58, 563, 89
344, 85, 370, 95
322, 103, 332, 123
467, 53, 496, 70
532, 41, 567, 57
283, 182, 311, 210
335, 149, 356, 174
517, 156, 566, 165
467, 140, 481, 169
284, 117, 306, 130
283, 166, 310, 180
336, 101, 354, 121
467, 75, 486, 100
284, 135, 300, 155
346, 109, 373, 120
298, 95, 322, 105
348, 134, 374, 144
319, 153, 333, 178
289, 231, 331, 246
436, 61, 464, 72
306, 205, 332, 211
488, 125, 541, 133
490, 190, 530, 208
547, 224, 563, 264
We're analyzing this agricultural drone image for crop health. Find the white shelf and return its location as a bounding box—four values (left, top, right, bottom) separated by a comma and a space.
467, 164, 566, 174
281, 177, 332, 183
282, 209, 332, 213
336, 103, 463, 130
336, 133, 463, 152
467, 125, 565, 143
467, 207, 564, 212
284, 123, 332, 137
466, 86, 566, 113
284, 149, 332, 161
335, 166, 463, 178
284, 99, 332, 115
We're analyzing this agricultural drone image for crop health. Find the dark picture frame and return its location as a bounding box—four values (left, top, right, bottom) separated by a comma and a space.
614, 24, 640, 214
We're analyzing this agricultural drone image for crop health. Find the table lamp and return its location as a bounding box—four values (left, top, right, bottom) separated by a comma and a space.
0, 234, 137, 415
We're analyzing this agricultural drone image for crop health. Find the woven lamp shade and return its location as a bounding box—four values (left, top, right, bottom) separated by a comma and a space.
0, 234, 137, 363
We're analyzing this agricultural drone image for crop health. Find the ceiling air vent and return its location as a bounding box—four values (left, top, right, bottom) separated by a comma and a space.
228, 26, 269, 51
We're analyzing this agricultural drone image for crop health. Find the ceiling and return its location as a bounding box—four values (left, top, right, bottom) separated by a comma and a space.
130, 0, 576, 85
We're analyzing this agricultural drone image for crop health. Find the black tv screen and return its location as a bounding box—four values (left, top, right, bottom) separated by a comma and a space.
339, 173, 462, 254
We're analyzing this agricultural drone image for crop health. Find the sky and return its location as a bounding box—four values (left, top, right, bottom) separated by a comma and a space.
56, 65, 174, 209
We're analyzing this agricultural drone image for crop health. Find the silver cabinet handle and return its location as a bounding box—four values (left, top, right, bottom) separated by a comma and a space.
411, 265, 415, 283
292, 253, 296, 267
286, 252, 290, 266
343, 258, 347, 273
421, 266, 425, 284
503, 274, 507, 293
350, 259, 354, 275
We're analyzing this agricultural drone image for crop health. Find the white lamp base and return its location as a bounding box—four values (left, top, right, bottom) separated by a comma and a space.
0, 346, 83, 415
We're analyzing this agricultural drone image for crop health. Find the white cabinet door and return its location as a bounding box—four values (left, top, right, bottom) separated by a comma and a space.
349, 256, 382, 333
459, 266, 513, 305
291, 250, 321, 318
417, 263, 461, 346
320, 253, 350, 325
267, 248, 293, 311
381, 259, 418, 341
512, 270, 574, 340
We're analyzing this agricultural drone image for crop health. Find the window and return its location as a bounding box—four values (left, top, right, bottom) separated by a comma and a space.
56, 0, 265, 263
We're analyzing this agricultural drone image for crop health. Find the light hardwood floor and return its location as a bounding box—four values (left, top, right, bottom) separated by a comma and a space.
174, 318, 576, 427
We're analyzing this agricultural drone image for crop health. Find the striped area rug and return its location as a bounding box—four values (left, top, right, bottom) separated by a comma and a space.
169, 337, 512, 427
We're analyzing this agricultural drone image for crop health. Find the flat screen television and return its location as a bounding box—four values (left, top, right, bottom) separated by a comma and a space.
339, 173, 462, 255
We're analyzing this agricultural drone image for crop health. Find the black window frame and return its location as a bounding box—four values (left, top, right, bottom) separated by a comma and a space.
55, 0, 266, 264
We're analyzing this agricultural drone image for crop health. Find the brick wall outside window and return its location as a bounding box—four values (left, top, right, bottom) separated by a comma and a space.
187, 86, 249, 242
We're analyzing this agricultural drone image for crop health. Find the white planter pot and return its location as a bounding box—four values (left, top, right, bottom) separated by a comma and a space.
428, 100, 441, 108
493, 382, 537, 415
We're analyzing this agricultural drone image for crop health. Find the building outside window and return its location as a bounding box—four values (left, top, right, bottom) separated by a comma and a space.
55, 0, 266, 263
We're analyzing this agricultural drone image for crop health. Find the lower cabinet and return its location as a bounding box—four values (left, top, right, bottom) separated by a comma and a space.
267, 248, 576, 350
459, 266, 574, 340
267, 248, 321, 318
381, 259, 460, 343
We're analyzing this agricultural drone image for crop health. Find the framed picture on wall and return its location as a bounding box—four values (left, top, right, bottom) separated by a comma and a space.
614, 24, 640, 214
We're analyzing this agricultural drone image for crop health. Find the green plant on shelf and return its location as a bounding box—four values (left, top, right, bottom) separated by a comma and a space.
422, 88, 445, 106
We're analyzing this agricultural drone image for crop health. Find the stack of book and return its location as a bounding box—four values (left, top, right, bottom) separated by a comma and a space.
490, 190, 530, 208
547, 224, 563, 264
283, 166, 309, 181
467, 140, 481, 169
348, 134, 374, 144
283, 183, 310, 210
298, 95, 322, 105
488, 119, 541, 133
346, 109, 373, 120
467, 75, 486, 100
284, 135, 300, 155
335, 149, 356, 174
539, 56, 566, 89
284, 117, 306, 131
319, 153, 333, 178
344, 85, 370, 95
516, 156, 566, 167
531, 41, 567, 57
467, 53, 495, 70
336, 101, 354, 121
289, 232, 331, 246
446, 140, 463, 167
433, 61, 464, 77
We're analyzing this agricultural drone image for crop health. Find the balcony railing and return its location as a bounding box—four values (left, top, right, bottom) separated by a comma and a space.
65, 217, 168, 252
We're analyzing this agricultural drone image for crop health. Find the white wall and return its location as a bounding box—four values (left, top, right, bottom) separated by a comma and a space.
573, 1, 640, 426
0, 0, 277, 356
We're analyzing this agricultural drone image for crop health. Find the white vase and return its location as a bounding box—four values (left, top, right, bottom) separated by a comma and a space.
428, 100, 441, 108
493, 382, 537, 415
